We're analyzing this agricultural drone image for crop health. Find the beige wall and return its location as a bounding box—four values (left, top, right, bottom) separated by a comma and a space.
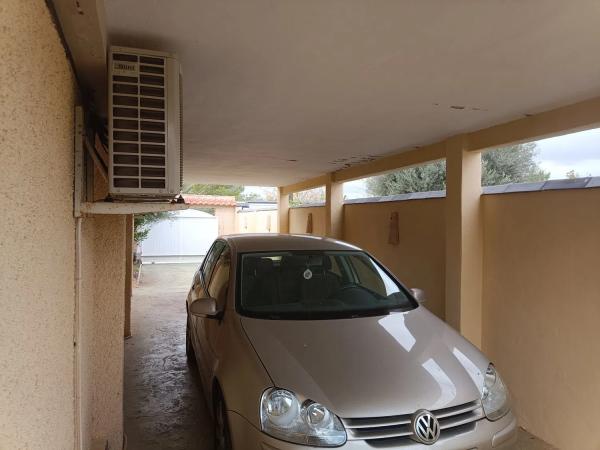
215, 206, 236, 235
482, 188, 600, 450
236, 209, 278, 233
0, 1, 77, 448
80, 216, 126, 450
289, 206, 326, 236
343, 199, 446, 319
0, 2, 126, 449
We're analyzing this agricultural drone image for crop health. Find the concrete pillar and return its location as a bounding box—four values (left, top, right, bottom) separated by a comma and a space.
445, 135, 483, 348
278, 187, 290, 233
325, 174, 344, 239
124, 214, 133, 338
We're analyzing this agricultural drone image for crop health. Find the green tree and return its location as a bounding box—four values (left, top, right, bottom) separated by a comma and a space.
290, 187, 326, 206
481, 143, 550, 186
184, 184, 244, 198
134, 212, 172, 243
367, 143, 550, 196
366, 160, 446, 196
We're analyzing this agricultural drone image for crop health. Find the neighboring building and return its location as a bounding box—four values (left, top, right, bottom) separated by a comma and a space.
237, 200, 277, 211
183, 194, 237, 236
140, 209, 218, 263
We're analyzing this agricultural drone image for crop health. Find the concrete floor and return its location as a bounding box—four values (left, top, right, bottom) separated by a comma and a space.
125, 263, 213, 450
124, 263, 556, 450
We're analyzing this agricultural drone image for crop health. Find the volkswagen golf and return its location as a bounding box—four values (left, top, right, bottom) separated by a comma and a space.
186, 234, 517, 449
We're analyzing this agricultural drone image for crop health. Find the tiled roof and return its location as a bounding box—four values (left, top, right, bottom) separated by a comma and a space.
183, 194, 237, 207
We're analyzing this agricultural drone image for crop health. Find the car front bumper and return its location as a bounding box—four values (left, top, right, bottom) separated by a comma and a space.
228, 410, 517, 450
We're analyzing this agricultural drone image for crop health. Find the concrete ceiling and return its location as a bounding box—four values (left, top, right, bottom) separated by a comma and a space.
104, 0, 600, 186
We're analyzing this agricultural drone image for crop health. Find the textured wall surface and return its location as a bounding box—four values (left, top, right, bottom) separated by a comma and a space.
236, 209, 278, 233
343, 199, 446, 319
0, 0, 76, 448
90, 216, 126, 449
482, 188, 600, 450
79, 206, 126, 450
214, 206, 237, 236
289, 206, 326, 236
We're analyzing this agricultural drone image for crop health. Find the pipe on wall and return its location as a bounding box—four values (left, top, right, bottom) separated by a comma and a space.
74, 216, 84, 450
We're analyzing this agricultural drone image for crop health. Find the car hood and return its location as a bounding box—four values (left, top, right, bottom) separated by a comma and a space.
241, 306, 488, 418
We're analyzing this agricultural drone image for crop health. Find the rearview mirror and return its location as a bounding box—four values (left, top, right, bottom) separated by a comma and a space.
410, 288, 426, 304
190, 297, 220, 318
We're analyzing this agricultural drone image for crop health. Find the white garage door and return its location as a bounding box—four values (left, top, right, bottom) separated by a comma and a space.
140, 209, 218, 263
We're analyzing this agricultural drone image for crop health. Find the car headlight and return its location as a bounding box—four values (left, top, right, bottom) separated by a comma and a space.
482, 364, 510, 421
260, 388, 346, 447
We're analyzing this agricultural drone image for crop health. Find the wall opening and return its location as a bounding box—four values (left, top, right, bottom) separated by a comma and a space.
343, 160, 446, 201
482, 128, 600, 190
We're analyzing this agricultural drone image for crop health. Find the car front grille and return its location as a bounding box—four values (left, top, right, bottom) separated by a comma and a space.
341, 399, 483, 445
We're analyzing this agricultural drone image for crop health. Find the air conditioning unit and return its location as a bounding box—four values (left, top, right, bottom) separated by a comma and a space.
108, 46, 182, 200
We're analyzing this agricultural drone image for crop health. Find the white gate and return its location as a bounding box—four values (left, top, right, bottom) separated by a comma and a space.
140, 209, 218, 263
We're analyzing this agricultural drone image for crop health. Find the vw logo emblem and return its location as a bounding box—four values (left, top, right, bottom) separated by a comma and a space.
411, 409, 440, 445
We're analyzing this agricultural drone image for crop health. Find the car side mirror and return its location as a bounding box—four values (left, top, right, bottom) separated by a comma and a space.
410, 288, 426, 304
190, 297, 220, 318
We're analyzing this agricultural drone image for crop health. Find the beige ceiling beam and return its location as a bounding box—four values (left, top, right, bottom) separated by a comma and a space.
279, 174, 330, 196
466, 96, 600, 152
333, 142, 446, 183
281, 95, 600, 193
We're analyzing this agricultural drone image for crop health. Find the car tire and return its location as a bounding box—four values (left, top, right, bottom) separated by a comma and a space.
214, 388, 233, 450
186, 316, 196, 365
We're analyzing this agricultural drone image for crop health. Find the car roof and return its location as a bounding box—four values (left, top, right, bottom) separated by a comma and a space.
221, 233, 362, 254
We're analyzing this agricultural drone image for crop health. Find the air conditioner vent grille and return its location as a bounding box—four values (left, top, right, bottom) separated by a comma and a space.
110, 51, 169, 191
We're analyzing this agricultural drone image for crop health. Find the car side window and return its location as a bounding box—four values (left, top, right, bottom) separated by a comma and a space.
201, 241, 225, 284
207, 248, 230, 309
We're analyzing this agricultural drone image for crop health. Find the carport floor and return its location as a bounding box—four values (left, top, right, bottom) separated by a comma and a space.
125, 263, 213, 450
124, 263, 555, 450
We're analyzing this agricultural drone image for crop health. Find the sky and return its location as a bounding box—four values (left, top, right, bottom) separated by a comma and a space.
534, 128, 600, 178
244, 128, 600, 199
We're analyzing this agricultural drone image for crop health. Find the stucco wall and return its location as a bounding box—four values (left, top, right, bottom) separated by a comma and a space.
215, 206, 236, 235
0, 1, 77, 448
236, 209, 278, 233
343, 199, 446, 319
91, 217, 126, 449
0, 2, 127, 449
482, 188, 600, 450
79, 216, 126, 450
289, 206, 326, 236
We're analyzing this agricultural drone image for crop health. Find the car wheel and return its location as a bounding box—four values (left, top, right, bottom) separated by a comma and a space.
186, 316, 196, 365
214, 389, 232, 450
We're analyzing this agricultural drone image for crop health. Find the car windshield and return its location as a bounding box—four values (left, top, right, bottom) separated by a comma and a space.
238, 250, 416, 319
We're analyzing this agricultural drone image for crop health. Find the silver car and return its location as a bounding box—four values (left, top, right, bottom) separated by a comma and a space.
186, 234, 517, 450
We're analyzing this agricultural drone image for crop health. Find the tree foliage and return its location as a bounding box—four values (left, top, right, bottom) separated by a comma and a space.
239, 187, 278, 202
134, 212, 172, 243
367, 143, 550, 196
290, 187, 326, 206
184, 184, 278, 201
481, 143, 550, 186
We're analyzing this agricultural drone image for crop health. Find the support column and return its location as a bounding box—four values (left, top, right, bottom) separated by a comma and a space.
445, 135, 483, 348
277, 187, 290, 233
124, 214, 133, 338
325, 174, 344, 239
